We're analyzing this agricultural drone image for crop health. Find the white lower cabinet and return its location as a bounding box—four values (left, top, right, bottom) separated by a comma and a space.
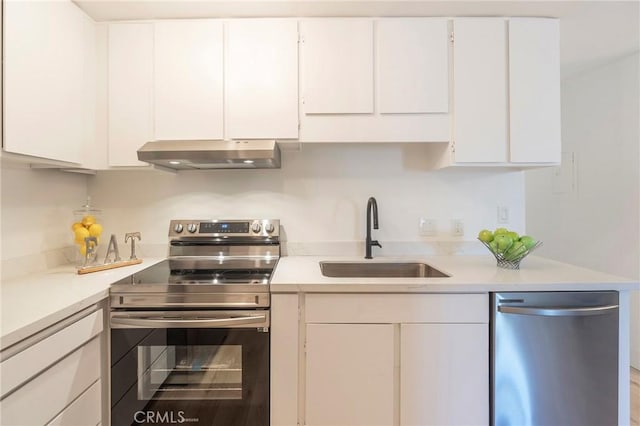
0, 305, 106, 426
400, 323, 488, 426
271, 293, 489, 426
305, 324, 395, 426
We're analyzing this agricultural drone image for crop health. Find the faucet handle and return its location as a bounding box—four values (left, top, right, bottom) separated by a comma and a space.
371, 240, 382, 248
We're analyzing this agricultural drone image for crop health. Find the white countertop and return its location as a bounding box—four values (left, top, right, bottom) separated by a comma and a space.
271, 255, 640, 293
0, 258, 163, 349
2, 254, 638, 350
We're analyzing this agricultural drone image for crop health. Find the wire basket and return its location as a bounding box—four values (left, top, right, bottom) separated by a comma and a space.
479, 239, 542, 270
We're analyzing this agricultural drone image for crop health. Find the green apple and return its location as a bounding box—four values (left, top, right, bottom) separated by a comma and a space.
507, 231, 519, 241
489, 240, 499, 254
494, 234, 513, 253
519, 236, 536, 250
478, 229, 494, 243
505, 241, 526, 260
494, 228, 509, 235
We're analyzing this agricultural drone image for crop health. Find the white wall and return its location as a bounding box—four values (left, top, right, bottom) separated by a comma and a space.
525, 52, 640, 368
0, 160, 89, 275
87, 143, 525, 254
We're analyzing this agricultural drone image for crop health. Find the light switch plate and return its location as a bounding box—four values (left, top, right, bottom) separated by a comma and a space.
451, 219, 464, 236
497, 206, 509, 224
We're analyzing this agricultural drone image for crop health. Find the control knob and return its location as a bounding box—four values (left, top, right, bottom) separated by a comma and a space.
174, 223, 184, 233
187, 223, 198, 233
251, 223, 262, 234
265, 223, 275, 234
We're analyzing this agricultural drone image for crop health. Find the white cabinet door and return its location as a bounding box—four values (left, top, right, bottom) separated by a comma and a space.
154, 20, 223, 141
226, 19, 298, 139
0, 338, 101, 426
47, 379, 101, 426
401, 324, 489, 426
108, 23, 153, 166
509, 18, 561, 163
453, 18, 508, 163
305, 323, 394, 426
4, 0, 86, 164
301, 19, 374, 114
377, 18, 449, 114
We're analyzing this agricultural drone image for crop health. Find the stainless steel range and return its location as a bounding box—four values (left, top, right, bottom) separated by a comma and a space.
110, 219, 279, 426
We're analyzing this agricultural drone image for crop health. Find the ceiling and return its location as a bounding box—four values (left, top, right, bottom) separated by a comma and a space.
74, 0, 640, 78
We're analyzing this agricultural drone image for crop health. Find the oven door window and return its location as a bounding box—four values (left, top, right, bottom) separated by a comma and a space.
138, 344, 243, 400
112, 328, 268, 426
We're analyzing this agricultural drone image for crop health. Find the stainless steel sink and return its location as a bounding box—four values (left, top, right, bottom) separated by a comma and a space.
319, 261, 450, 278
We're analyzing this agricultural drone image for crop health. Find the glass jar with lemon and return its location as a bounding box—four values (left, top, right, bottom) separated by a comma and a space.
72, 198, 103, 268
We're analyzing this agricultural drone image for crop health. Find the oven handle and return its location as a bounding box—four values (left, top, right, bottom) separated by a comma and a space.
110, 314, 268, 329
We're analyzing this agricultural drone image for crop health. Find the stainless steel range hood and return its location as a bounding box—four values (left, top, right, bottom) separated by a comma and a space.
137, 140, 281, 170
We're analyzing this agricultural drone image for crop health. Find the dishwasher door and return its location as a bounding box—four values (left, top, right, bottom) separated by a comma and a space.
491, 291, 619, 426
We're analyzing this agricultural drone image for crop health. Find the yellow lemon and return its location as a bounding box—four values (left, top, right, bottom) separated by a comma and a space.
74, 227, 90, 244
71, 222, 84, 231
88, 223, 103, 237
78, 240, 96, 256
81, 215, 96, 227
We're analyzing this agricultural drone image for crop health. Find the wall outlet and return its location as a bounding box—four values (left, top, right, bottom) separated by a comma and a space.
452, 219, 464, 236
419, 218, 437, 236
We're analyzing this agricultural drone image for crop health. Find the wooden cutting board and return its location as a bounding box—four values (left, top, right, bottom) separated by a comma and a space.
77, 259, 143, 275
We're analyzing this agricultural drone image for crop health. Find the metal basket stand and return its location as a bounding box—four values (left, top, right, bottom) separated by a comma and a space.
479, 240, 543, 270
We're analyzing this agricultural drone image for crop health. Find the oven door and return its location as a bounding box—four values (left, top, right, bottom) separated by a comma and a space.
110, 310, 269, 426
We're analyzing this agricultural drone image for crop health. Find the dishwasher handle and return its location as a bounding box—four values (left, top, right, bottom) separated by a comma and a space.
497, 304, 618, 317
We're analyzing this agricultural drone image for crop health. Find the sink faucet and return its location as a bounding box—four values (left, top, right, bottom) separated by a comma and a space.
365, 197, 382, 259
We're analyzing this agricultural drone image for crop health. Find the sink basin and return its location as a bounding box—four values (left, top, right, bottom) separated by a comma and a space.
319, 262, 450, 278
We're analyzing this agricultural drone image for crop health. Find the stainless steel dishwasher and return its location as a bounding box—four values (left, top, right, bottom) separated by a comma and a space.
491, 291, 619, 426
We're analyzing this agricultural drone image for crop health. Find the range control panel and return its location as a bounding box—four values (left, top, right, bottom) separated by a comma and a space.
169, 219, 280, 238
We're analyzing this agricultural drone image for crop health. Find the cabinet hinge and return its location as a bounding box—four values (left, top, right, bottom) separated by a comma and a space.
450, 32, 454, 43
451, 142, 456, 153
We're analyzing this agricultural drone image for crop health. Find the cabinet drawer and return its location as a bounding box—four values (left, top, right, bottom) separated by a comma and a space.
305, 293, 488, 324
0, 337, 101, 425
47, 379, 101, 426
1, 309, 103, 397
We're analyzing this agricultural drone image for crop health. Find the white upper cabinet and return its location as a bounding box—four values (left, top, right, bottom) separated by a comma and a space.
453, 18, 508, 163
225, 20, 299, 139
108, 23, 153, 167
154, 20, 223, 141
443, 17, 561, 167
509, 18, 561, 163
299, 18, 450, 143
377, 18, 449, 114
301, 19, 374, 114
4, 0, 88, 164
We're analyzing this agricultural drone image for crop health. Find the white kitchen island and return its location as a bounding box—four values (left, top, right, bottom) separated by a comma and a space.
270, 255, 639, 426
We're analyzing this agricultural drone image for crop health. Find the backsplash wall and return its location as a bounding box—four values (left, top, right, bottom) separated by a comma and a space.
1, 160, 88, 269
87, 143, 525, 255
